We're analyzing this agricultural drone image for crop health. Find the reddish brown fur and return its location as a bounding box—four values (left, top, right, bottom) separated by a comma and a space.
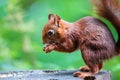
92, 0, 120, 54
42, 0, 120, 79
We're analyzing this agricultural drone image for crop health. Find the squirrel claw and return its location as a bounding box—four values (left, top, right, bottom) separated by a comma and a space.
43, 47, 51, 53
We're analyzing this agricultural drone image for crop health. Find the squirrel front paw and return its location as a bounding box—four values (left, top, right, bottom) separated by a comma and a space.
43, 44, 55, 53
43, 46, 52, 53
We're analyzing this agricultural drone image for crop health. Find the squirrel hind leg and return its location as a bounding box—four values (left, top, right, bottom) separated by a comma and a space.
73, 71, 93, 79
79, 66, 90, 72
73, 63, 103, 79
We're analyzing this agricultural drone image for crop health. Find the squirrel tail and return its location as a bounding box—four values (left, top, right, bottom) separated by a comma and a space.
92, 0, 120, 55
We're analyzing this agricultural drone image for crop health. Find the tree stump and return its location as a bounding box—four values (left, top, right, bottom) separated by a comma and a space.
0, 70, 111, 80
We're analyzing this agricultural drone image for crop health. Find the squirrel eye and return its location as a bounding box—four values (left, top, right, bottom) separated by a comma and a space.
48, 30, 54, 36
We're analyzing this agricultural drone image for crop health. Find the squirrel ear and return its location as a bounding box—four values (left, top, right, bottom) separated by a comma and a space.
48, 14, 55, 20
55, 15, 61, 27
55, 15, 61, 21
48, 14, 61, 27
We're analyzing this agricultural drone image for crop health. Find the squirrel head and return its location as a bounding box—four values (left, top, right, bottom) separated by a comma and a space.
42, 14, 65, 44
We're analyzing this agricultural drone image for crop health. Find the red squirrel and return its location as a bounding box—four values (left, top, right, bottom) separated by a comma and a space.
42, 0, 120, 79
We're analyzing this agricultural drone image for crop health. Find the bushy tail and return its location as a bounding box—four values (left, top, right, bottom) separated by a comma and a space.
92, 0, 120, 54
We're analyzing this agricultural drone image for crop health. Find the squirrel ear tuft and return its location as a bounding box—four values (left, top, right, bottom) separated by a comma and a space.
48, 14, 55, 20
55, 15, 61, 21
55, 15, 61, 27
48, 14, 61, 27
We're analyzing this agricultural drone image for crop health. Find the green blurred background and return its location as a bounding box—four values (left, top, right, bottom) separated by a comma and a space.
0, 0, 120, 79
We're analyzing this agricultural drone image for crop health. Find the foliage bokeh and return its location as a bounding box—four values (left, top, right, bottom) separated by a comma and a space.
0, 0, 120, 79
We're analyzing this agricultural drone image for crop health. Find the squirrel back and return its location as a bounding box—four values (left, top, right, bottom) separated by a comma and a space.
93, 0, 120, 54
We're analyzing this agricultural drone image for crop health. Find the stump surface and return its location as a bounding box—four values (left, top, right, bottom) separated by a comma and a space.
0, 70, 111, 80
